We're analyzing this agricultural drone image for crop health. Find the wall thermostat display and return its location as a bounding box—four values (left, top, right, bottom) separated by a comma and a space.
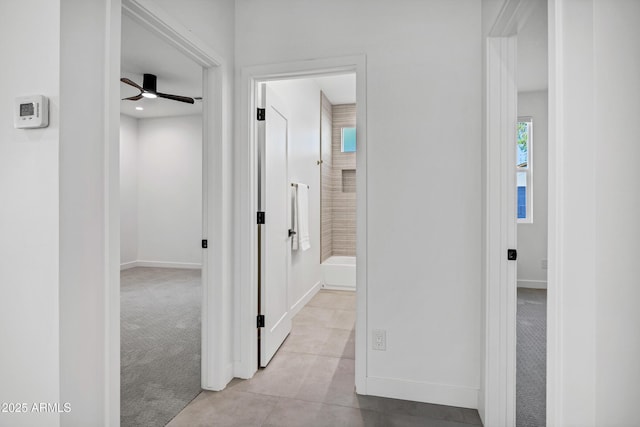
15, 95, 49, 129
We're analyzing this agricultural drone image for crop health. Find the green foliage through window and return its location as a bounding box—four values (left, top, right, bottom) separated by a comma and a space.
517, 122, 529, 168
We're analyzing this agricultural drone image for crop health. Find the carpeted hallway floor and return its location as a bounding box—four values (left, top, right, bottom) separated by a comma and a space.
517, 288, 547, 427
121, 267, 202, 427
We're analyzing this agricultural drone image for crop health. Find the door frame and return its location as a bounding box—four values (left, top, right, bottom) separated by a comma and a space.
482, 0, 558, 425
114, 0, 233, 405
483, 33, 518, 426
235, 55, 368, 393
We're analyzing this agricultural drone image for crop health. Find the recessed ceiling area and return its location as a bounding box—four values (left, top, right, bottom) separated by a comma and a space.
120, 14, 202, 119
268, 73, 356, 106
312, 74, 356, 105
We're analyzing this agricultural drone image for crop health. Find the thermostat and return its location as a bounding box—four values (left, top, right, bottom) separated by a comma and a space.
15, 95, 49, 129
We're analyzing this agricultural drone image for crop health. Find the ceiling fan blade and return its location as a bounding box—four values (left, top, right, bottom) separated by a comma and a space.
157, 92, 195, 104
122, 94, 143, 101
120, 77, 143, 91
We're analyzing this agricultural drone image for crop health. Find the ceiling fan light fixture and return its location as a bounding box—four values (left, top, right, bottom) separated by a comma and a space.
121, 74, 195, 104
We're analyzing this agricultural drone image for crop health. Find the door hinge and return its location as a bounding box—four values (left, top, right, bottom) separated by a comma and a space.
257, 211, 265, 224
257, 314, 265, 328
507, 249, 517, 260
202, 239, 208, 249
257, 108, 265, 121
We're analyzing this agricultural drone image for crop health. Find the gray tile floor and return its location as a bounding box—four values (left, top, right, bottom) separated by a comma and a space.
167, 290, 483, 427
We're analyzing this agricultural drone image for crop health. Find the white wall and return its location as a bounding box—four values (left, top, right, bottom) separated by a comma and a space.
551, 0, 640, 425
120, 115, 138, 265
517, 91, 548, 287
593, 2, 640, 423
267, 79, 324, 311
517, 0, 548, 92
0, 2, 61, 426
1, 0, 235, 424
119, 114, 202, 268
136, 115, 203, 267
237, 0, 482, 408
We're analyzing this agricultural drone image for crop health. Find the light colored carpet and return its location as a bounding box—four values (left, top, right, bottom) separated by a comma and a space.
517, 288, 547, 427
121, 267, 202, 427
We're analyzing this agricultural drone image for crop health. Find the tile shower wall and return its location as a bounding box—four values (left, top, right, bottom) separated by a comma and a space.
320, 92, 333, 263
332, 104, 357, 256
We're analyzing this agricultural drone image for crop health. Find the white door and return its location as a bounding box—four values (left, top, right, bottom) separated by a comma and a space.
258, 84, 292, 367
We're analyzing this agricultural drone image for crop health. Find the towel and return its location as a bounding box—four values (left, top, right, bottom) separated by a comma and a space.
295, 184, 311, 251
291, 185, 299, 251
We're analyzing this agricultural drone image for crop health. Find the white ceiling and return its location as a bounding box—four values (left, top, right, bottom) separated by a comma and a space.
312, 74, 356, 105
121, 14, 355, 117
120, 14, 202, 119
517, 0, 548, 92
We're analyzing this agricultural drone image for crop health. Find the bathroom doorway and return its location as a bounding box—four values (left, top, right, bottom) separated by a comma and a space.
257, 73, 358, 368
236, 56, 368, 392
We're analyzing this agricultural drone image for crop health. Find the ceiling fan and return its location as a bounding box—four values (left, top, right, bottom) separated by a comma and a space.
120, 73, 196, 104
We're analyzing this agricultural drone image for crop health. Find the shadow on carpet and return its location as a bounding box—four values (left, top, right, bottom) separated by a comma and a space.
121, 267, 201, 427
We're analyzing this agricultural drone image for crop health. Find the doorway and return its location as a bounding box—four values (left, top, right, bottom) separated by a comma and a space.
514, 1, 549, 425
483, 1, 551, 426
110, 0, 232, 424
119, 12, 205, 426
256, 74, 358, 368
236, 56, 368, 393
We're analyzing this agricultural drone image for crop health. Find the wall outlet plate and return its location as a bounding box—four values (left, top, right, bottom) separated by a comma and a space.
372, 329, 386, 351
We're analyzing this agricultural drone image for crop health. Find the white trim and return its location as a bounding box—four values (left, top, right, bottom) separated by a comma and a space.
547, 1, 563, 425
120, 261, 137, 270
517, 280, 547, 289
116, 0, 232, 401
322, 284, 356, 292
489, 0, 537, 37
235, 56, 367, 393
290, 280, 322, 318
122, 0, 223, 68
126, 260, 202, 270
366, 377, 479, 410
483, 35, 518, 427
105, 2, 122, 425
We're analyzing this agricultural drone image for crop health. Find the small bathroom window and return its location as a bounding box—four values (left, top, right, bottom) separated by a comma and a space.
341, 127, 356, 153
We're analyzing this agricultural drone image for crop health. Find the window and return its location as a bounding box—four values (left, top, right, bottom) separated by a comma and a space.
341, 127, 356, 153
517, 118, 533, 223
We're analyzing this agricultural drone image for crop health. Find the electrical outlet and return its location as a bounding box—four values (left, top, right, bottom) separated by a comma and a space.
372, 329, 386, 351
541, 259, 548, 270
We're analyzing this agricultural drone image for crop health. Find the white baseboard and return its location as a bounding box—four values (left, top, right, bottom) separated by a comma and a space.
120, 261, 138, 270
322, 283, 356, 292
365, 376, 478, 410
202, 362, 234, 392
120, 260, 202, 270
517, 279, 547, 289
290, 280, 322, 317
233, 360, 254, 380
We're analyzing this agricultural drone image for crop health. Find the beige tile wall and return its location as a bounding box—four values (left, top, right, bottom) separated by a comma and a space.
320, 92, 333, 263
331, 104, 357, 257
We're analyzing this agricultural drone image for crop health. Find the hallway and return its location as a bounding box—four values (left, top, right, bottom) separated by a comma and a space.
167, 290, 482, 426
